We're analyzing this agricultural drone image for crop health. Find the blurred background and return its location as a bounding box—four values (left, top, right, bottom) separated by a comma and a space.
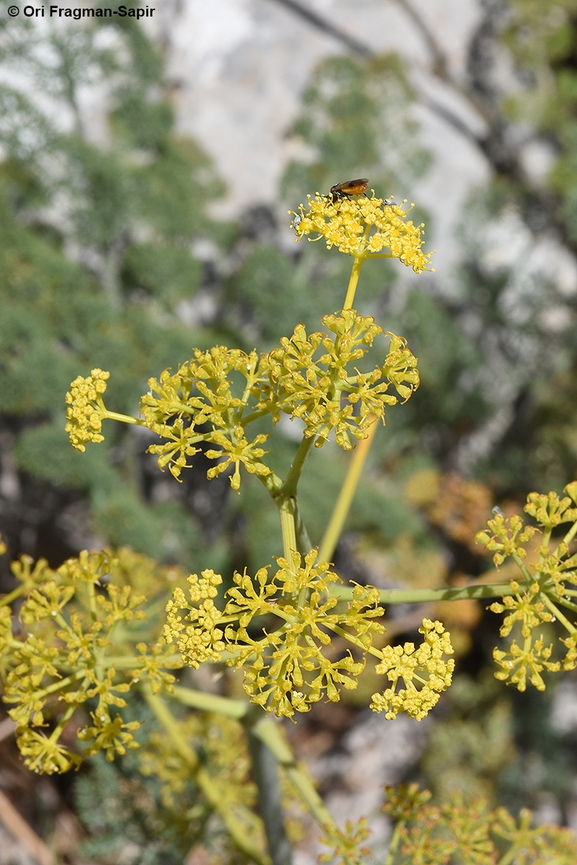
2, 0, 577, 862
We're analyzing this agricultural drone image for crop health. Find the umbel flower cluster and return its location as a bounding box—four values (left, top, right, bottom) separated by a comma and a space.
476, 482, 577, 692
381, 782, 577, 865
292, 191, 434, 272
0, 541, 454, 777
0, 546, 181, 774
65, 309, 419, 488
163, 549, 455, 719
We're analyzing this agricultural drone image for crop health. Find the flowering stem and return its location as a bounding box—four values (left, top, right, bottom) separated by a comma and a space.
86, 579, 98, 621
170, 684, 249, 717
98, 653, 181, 669
262, 468, 312, 555
276, 436, 317, 563
318, 417, 378, 562
511, 553, 532, 582
332, 582, 513, 604
32, 669, 87, 701
552, 595, 577, 614
343, 255, 364, 309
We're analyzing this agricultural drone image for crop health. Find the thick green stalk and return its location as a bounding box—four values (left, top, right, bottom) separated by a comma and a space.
383, 820, 404, 865
103, 411, 143, 426
278, 497, 298, 561
343, 255, 364, 310
331, 582, 513, 604
32, 670, 86, 701
48, 703, 76, 745
280, 435, 316, 498
563, 520, 577, 546
170, 684, 248, 719
260, 476, 303, 557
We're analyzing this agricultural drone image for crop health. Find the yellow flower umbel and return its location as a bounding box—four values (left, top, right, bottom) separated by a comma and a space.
65, 367, 139, 452
370, 619, 455, 720
292, 192, 434, 274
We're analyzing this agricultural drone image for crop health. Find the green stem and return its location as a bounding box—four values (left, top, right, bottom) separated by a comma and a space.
142, 686, 269, 865
318, 418, 378, 562
540, 593, 577, 634
511, 553, 533, 583
86, 579, 97, 621
241, 407, 277, 427
48, 702, 76, 745
170, 684, 249, 719
343, 255, 364, 310
278, 497, 298, 562
331, 582, 513, 604
0, 584, 27, 607
328, 622, 383, 660
259, 440, 315, 559
259, 471, 284, 496
552, 595, 577, 614
563, 520, 577, 546
293, 503, 313, 555
253, 718, 338, 835
28, 669, 87, 702
280, 435, 316, 498
102, 409, 143, 426
383, 820, 405, 865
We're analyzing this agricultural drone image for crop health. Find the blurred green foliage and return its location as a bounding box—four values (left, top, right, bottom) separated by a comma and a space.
0, 2, 228, 569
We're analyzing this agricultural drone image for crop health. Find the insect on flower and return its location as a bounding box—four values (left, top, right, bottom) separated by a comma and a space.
328, 177, 369, 200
